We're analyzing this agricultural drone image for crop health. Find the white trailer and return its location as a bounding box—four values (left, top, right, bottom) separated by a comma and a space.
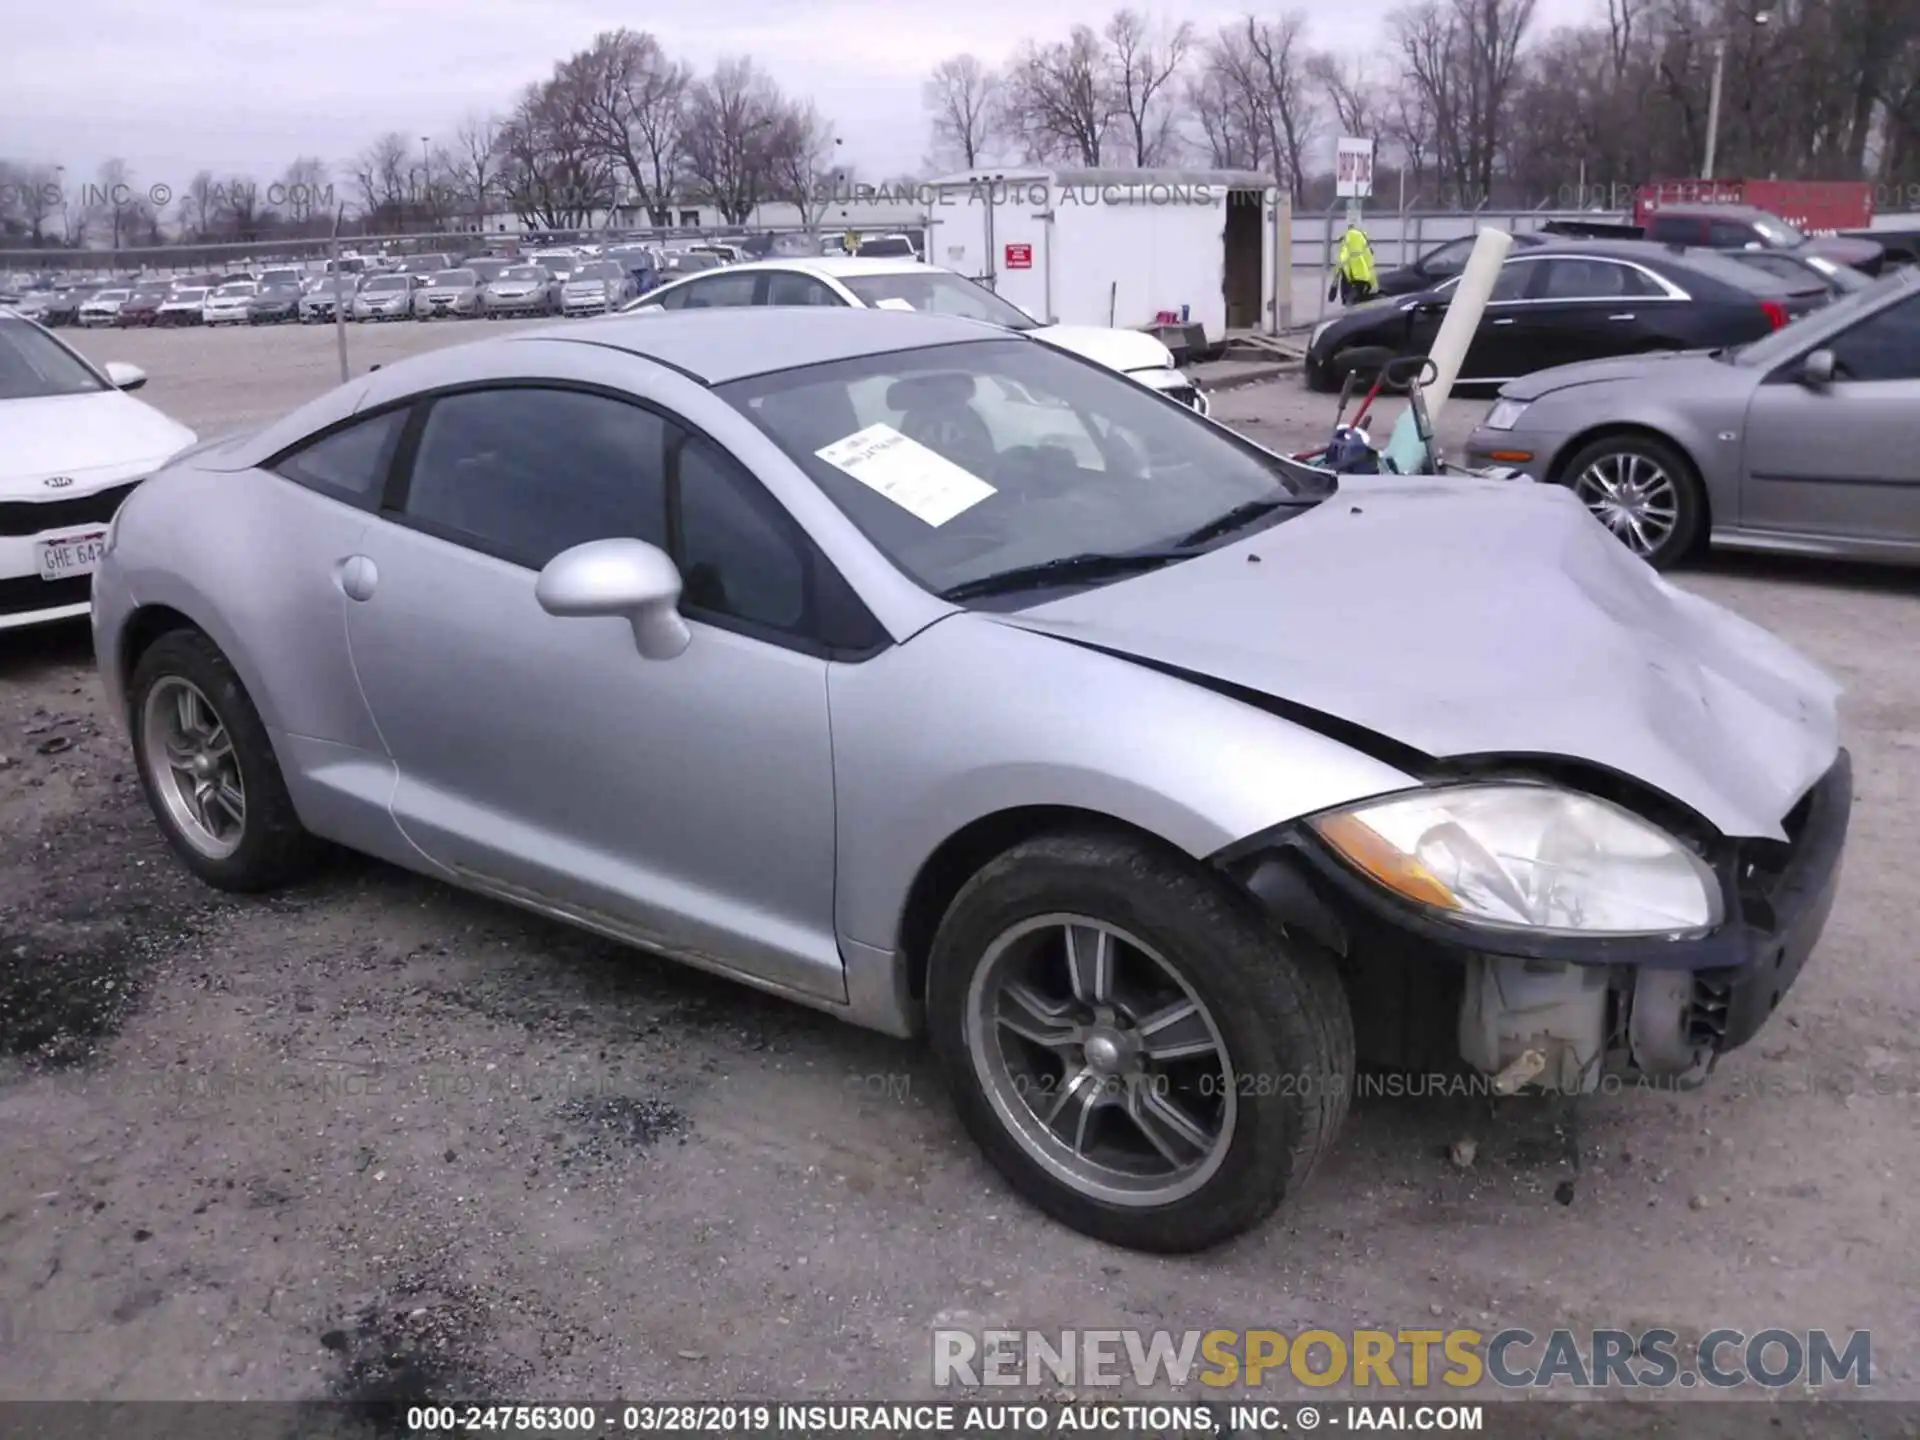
922, 167, 1287, 351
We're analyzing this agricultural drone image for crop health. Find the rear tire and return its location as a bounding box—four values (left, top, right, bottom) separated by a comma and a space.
1555, 431, 1705, 571
128, 630, 320, 893
927, 831, 1353, 1252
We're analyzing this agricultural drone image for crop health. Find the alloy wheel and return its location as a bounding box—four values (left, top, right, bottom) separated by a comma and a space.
965, 914, 1237, 1206
1571, 451, 1679, 558
141, 677, 247, 859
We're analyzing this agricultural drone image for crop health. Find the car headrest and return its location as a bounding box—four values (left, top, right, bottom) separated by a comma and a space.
886, 372, 978, 412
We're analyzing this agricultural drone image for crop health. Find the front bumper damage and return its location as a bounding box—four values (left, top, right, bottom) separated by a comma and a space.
1218, 750, 1851, 1092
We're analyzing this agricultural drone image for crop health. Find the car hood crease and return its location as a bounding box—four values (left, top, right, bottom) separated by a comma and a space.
994, 476, 1840, 840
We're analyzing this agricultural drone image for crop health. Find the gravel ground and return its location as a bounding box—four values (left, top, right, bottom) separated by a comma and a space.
1, 321, 1915, 1425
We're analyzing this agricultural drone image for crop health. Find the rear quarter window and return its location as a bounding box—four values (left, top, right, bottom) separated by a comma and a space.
1671, 252, 1813, 297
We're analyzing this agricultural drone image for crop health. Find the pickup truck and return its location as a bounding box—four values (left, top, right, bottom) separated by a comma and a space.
1541, 205, 1885, 274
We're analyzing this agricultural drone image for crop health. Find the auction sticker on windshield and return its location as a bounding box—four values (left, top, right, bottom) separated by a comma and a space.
816, 423, 996, 526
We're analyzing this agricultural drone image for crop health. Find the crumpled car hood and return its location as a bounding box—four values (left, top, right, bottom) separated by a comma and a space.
997, 475, 1840, 839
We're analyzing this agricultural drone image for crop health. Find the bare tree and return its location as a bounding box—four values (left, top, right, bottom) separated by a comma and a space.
1309, 53, 1379, 139
1240, 14, 1320, 199
571, 30, 693, 218
1390, 0, 1536, 206
496, 72, 617, 229
1, 162, 60, 243
924, 54, 1001, 168
678, 57, 789, 223
448, 114, 503, 229
1002, 26, 1116, 164
767, 100, 841, 233
278, 156, 330, 233
1104, 10, 1195, 165
352, 132, 412, 231
95, 158, 141, 249
1185, 62, 1265, 168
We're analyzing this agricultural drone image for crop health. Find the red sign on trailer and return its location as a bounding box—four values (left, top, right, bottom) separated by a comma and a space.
1004, 243, 1033, 269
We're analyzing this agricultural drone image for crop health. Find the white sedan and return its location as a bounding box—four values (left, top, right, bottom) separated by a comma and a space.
619, 257, 1210, 414
202, 281, 258, 326
0, 310, 196, 630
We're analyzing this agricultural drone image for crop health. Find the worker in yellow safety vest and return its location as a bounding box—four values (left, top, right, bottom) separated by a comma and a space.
1332, 209, 1377, 306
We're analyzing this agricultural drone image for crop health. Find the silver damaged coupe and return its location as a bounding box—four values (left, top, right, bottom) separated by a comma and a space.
91, 308, 1851, 1252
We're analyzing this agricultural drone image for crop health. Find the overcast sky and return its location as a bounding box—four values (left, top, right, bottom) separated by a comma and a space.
3, 0, 1599, 196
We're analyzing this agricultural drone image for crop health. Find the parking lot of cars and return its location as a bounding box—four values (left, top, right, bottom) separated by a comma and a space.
1, 312, 1916, 1403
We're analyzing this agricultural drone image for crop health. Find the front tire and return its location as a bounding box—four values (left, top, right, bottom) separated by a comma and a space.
1555, 431, 1704, 570
927, 832, 1353, 1252
128, 630, 320, 893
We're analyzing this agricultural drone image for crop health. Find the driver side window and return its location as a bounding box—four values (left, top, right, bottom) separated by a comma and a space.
1423, 238, 1474, 276
667, 273, 760, 309
1826, 295, 1920, 382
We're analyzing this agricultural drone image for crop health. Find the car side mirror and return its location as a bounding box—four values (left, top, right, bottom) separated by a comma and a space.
103, 361, 146, 391
535, 538, 691, 660
1799, 349, 1837, 388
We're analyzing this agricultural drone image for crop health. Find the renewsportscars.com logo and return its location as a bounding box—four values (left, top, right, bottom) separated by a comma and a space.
933, 1327, 1873, 1391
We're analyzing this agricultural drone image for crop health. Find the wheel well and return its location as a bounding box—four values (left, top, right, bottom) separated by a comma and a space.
119, 605, 201, 689
1545, 423, 1712, 531
894, 805, 1182, 1003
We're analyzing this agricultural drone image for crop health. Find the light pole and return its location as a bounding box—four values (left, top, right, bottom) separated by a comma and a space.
1702, 7, 1771, 180
420, 136, 432, 229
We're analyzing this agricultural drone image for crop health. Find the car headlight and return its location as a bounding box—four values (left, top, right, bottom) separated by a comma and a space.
1310, 320, 1334, 348
1310, 783, 1723, 935
1482, 398, 1529, 431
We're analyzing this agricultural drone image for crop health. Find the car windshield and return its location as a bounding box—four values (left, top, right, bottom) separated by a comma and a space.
572, 262, 622, 279
171, 288, 208, 302
93, 290, 130, 302
133, 287, 169, 301
719, 337, 1333, 601
1730, 268, 1918, 367
1750, 213, 1805, 247
214, 283, 253, 297
0, 315, 107, 399
363, 276, 409, 293
501, 266, 547, 282
840, 272, 1037, 330
665, 254, 720, 271
429, 270, 478, 287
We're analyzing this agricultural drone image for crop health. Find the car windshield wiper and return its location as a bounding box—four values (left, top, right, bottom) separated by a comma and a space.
1168, 495, 1299, 549
938, 549, 1193, 602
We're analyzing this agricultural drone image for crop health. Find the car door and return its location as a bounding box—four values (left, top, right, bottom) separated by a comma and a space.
1409, 257, 1544, 380
1737, 291, 1920, 543
1525, 257, 1675, 368
340, 383, 848, 1001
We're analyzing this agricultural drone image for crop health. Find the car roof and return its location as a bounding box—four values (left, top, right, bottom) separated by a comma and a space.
1649, 204, 1767, 220
665, 256, 938, 281
221, 308, 1011, 467
531, 307, 1001, 383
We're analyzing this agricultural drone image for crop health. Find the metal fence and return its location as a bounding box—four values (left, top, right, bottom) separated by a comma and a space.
0, 222, 930, 279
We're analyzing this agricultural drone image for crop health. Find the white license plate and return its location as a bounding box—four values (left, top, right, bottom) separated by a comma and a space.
36, 531, 108, 581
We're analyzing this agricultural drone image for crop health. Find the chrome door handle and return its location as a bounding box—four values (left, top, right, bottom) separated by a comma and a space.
1490, 317, 1515, 326
1609, 313, 1637, 321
